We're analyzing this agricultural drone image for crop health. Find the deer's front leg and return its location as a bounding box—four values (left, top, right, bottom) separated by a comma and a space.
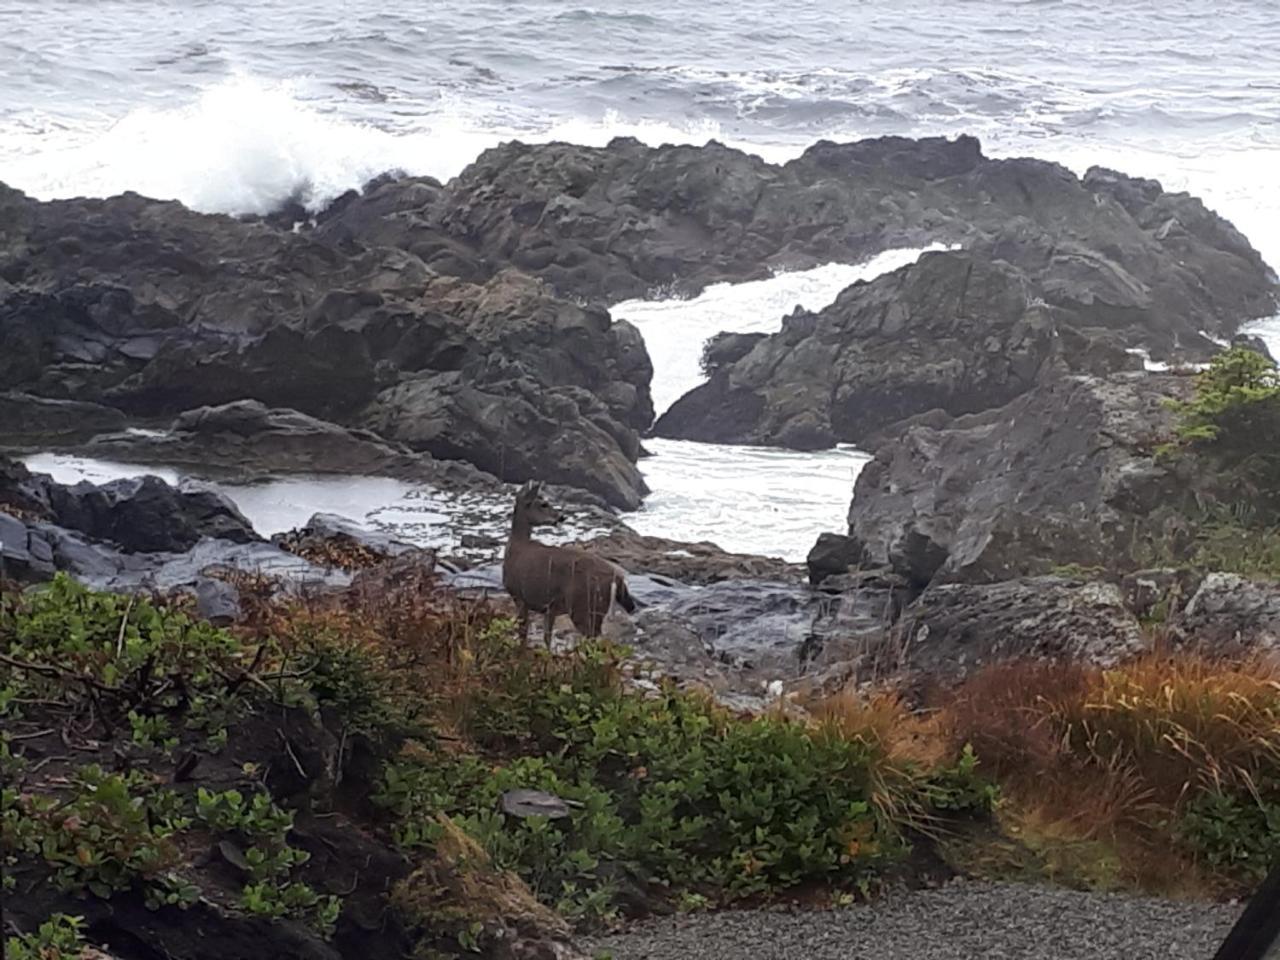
542, 610, 554, 650
516, 602, 530, 645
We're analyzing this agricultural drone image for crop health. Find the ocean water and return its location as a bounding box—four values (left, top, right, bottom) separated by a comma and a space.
4, 0, 1279, 560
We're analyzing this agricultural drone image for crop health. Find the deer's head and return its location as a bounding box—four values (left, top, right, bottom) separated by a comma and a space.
513, 481, 564, 527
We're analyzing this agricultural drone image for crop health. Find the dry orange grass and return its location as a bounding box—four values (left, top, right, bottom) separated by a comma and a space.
938, 652, 1280, 890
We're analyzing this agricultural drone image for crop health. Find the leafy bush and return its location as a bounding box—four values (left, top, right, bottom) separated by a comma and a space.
377, 639, 994, 918
5, 914, 90, 960
1, 573, 253, 743
2, 766, 197, 907
1179, 787, 1280, 879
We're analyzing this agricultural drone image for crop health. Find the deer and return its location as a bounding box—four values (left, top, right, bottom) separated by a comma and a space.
502, 480, 637, 647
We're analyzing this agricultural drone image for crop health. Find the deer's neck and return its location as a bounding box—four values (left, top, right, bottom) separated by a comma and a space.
507, 511, 534, 553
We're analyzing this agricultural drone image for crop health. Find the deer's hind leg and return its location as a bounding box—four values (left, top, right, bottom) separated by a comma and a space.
542, 609, 555, 649
570, 583, 610, 638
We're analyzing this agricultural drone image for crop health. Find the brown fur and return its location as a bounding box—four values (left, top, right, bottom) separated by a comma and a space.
502, 481, 636, 646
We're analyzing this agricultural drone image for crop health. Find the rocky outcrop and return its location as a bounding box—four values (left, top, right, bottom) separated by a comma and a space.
314, 136, 1277, 455
0, 185, 652, 507
4, 456, 259, 554
573, 529, 802, 585
657, 250, 1111, 446
840, 372, 1193, 586
900, 577, 1146, 676
0, 391, 127, 442
412, 136, 1275, 329
80, 400, 484, 485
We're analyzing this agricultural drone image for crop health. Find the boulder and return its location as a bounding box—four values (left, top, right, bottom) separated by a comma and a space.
3, 455, 259, 554
653, 247, 1165, 447
901, 577, 1147, 675
1181, 573, 1280, 653
843, 372, 1192, 585
572, 529, 802, 584
83, 400, 467, 482
806, 532, 862, 585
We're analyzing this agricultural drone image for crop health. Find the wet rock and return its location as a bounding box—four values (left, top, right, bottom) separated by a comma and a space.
43, 474, 260, 553
4, 455, 260, 554
901, 577, 1147, 676
1181, 573, 1280, 653
84, 400, 445, 479
429, 136, 1275, 329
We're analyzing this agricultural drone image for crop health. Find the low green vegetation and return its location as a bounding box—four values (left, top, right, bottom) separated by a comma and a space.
3, 574, 995, 954
2, 576, 342, 939
376, 632, 995, 922
5, 913, 91, 960
1168, 345, 1280, 446
6, 567, 1272, 956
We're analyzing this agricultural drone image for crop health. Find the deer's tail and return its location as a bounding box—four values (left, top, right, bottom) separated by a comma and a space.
613, 574, 638, 614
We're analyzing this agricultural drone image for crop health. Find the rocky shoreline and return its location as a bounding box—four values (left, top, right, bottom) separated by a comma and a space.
3, 132, 1280, 959
4, 132, 1280, 698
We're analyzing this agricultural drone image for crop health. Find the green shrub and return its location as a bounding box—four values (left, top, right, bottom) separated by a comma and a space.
1170, 346, 1280, 444
5, 913, 90, 960
1, 765, 197, 907
377, 641, 994, 918
1, 574, 253, 743
1179, 787, 1280, 880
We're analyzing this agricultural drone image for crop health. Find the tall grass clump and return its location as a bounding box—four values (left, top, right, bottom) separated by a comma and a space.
943, 654, 1280, 887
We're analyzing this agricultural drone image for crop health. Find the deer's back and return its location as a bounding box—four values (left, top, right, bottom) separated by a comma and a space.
503, 541, 620, 611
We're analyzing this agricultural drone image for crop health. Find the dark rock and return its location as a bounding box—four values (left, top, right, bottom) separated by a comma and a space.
806, 532, 862, 585
653, 248, 1165, 448
195, 576, 242, 625
902, 577, 1146, 675
572, 529, 802, 584
0, 391, 127, 442
701, 331, 767, 374
83, 400, 431, 477
41, 475, 260, 553
0, 184, 652, 506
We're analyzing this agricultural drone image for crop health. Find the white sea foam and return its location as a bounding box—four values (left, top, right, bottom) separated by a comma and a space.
614, 255, 934, 558
0, 75, 786, 216
629, 439, 870, 560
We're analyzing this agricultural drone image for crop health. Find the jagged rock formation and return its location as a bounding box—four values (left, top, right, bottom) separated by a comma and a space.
0, 187, 652, 507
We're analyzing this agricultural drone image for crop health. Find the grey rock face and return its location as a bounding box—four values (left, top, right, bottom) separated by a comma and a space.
902, 577, 1146, 676
844, 372, 1190, 585
1182, 573, 1280, 653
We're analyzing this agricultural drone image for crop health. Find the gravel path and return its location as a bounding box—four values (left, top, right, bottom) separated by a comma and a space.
587, 881, 1242, 960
